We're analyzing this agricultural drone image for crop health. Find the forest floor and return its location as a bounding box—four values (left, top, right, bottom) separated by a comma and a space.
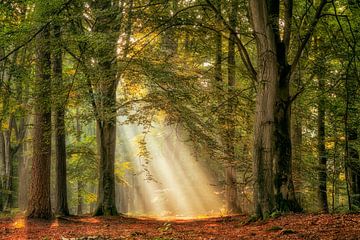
0, 213, 360, 239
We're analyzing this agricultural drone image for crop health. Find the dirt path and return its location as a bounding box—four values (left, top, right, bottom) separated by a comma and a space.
1, 213, 360, 239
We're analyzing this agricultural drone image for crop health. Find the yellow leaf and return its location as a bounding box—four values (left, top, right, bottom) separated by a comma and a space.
66, 69, 76, 75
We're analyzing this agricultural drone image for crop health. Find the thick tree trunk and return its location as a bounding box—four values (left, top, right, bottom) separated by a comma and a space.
274, 74, 299, 212
250, 0, 300, 217
250, 0, 278, 217
53, 23, 69, 216
94, 112, 117, 216
26, 24, 52, 219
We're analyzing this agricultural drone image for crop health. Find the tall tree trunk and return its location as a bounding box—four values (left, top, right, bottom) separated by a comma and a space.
317, 72, 328, 213
18, 54, 30, 211
0, 132, 5, 211
3, 125, 13, 210
17, 140, 28, 211
27, 23, 52, 219
94, 113, 117, 216
75, 110, 84, 215
225, 0, 241, 213
53, 23, 69, 216
291, 101, 302, 205
250, 0, 278, 217
77, 181, 84, 215
345, 68, 360, 209
331, 140, 339, 212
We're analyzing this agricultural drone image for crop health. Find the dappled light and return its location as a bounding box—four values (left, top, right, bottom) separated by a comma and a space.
77, 218, 101, 224
12, 217, 26, 229
50, 219, 60, 228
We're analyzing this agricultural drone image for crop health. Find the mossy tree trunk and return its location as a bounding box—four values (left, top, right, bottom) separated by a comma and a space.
91, 0, 121, 216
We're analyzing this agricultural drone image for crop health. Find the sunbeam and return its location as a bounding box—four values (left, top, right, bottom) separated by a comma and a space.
115, 117, 225, 219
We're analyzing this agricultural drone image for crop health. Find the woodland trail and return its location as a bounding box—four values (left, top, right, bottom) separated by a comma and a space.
1, 213, 360, 239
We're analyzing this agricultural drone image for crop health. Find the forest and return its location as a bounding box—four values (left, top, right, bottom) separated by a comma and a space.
0, 0, 360, 239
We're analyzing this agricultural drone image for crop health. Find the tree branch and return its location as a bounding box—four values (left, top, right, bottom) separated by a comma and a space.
0, 0, 73, 62
205, 0, 257, 81
283, 0, 293, 53
290, 0, 328, 79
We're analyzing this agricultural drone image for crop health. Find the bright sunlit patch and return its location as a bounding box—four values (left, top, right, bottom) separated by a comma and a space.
202, 62, 212, 67
12, 218, 25, 229
115, 115, 226, 218
50, 219, 59, 228
78, 218, 101, 224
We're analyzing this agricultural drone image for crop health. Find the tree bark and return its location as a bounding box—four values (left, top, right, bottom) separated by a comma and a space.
0, 131, 5, 211
77, 180, 84, 215
75, 112, 84, 215
291, 100, 302, 203
250, 0, 301, 217
2, 125, 13, 210
53, 23, 69, 216
225, 0, 241, 214
250, 0, 278, 217
18, 138, 30, 211
94, 114, 117, 216
18, 53, 30, 211
26, 23, 52, 219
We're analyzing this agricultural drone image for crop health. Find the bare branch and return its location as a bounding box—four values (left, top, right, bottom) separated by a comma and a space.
205, 0, 257, 81
290, 0, 328, 79
283, 0, 293, 53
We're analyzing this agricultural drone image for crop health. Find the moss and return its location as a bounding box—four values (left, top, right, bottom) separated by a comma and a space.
280, 229, 297, 235
267, 226, 283, 231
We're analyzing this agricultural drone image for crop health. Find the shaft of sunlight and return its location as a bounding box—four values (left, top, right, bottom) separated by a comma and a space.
115, 117, 225, 219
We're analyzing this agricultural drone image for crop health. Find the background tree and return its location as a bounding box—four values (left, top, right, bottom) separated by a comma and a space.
53, 19, 70, 216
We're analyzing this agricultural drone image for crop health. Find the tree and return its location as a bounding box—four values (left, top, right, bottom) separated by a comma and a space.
225, 0, 241, 213
90, 0, 122, 216
315, 37, 329, 213
249, 0, 327, 217
53, 21, 70, 216
27, 19, 52, 218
